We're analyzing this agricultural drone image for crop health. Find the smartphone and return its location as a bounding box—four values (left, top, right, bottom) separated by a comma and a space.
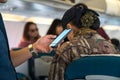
50, 29, 72, 48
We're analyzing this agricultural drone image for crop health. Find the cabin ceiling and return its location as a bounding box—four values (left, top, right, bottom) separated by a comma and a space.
0, 0, 120, 26
0, 0, 120, 18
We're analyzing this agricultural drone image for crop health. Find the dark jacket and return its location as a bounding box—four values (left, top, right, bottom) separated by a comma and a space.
0, 13, 17, 80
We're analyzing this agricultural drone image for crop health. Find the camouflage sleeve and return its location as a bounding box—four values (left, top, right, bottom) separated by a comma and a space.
48, 42, 73, 80
49, 38, 91, 80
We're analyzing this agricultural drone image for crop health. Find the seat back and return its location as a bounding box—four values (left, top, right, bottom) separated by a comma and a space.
65, 56, 120, 80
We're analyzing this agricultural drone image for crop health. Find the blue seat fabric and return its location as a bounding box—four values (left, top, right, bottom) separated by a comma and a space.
65, 56, 120, 80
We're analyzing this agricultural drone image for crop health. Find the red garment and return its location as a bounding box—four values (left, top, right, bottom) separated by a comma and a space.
18, 39, 36, 48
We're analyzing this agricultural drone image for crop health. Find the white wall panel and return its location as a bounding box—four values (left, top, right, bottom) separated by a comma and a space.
4, 21, 50, 49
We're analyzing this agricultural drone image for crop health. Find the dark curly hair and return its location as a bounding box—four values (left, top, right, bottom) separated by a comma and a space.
62, 3, 100, 30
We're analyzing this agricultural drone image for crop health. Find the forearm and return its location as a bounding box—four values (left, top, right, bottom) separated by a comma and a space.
10, 35, 56, 67
10, 47, 32, 67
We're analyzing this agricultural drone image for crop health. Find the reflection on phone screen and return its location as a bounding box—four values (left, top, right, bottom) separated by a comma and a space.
50, 29, 72, 48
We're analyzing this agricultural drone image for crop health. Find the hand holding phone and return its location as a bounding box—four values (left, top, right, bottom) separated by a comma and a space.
50, 29, 72, 48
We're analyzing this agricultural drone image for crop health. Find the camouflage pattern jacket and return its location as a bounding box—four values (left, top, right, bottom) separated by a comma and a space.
48, 28, 118, 80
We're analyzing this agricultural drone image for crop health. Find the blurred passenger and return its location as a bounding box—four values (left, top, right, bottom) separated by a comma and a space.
111, 38, 120, 51
18, 22, 41, 80
46, 19, 68, 79
18, 22, 41, 48
47, 19, 63, 36
47, 18, 68, 42
49, 3, 119, 80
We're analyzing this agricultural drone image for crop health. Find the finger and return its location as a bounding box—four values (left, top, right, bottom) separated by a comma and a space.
47, 35, 56, 39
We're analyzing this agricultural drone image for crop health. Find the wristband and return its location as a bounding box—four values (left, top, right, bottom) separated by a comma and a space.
28, 44, 38, 57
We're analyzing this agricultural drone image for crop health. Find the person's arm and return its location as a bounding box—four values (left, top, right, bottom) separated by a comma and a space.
10, 35, 56, 67
49, 42, 71, 80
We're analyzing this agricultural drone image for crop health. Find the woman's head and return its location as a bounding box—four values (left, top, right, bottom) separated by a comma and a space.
23, 22, 40, 41
62, 3, 100, 30
47, 19, 63, 35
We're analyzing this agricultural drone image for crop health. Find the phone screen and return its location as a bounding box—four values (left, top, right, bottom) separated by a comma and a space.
50, 29, 72, 48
